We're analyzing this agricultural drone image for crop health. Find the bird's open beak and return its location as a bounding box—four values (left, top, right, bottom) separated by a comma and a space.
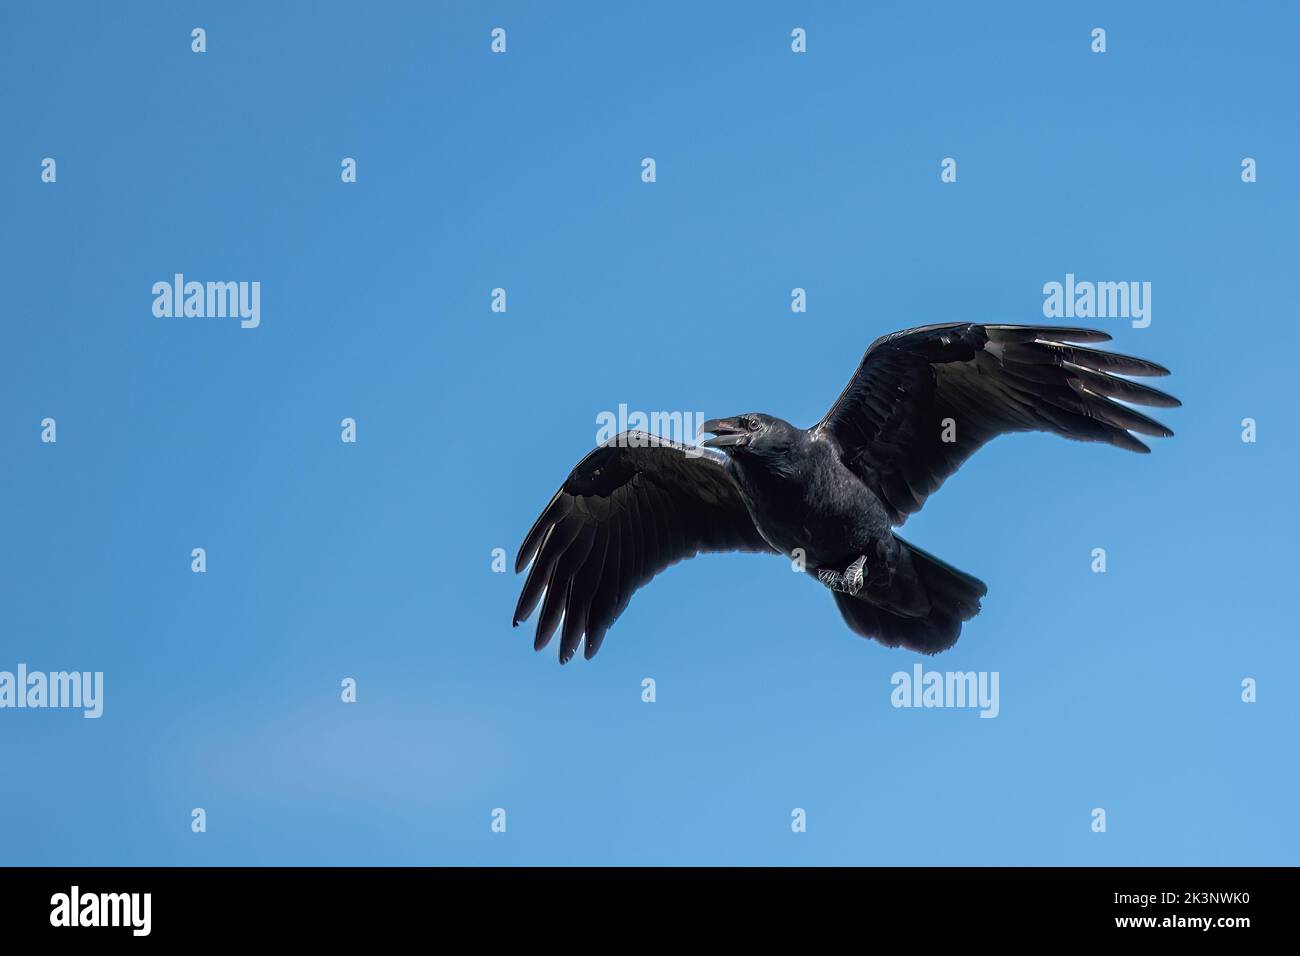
700, 418, 749, 448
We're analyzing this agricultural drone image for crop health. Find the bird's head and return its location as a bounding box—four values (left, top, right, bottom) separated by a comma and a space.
700, 413, 800, 459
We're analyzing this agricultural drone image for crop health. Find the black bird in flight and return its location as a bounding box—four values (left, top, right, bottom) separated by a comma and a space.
513, 323, 1178, 662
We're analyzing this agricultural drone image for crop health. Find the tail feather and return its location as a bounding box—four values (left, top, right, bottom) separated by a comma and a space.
833, 538, 986, 654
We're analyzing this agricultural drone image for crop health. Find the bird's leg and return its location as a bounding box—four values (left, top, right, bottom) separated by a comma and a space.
816, 555, 868, 595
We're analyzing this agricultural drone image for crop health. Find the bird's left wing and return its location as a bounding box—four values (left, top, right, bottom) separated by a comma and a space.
812, 323, 1180, 525
513, 431, 776, 663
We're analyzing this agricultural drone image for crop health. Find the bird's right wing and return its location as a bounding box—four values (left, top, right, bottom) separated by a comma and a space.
513, 431, 776, 663
812, 323, 1180, 525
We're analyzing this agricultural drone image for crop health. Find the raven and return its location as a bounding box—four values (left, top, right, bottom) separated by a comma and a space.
513, 323, 1178, 662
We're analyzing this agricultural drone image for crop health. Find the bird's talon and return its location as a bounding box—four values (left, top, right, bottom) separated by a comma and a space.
845, 555, 868, 594
816, 556, 868, 595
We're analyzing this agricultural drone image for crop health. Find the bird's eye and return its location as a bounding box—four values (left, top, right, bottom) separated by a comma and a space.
745, 417, 759, 430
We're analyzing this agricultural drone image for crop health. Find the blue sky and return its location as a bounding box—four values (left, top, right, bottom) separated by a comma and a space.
2, 0, 1297, 865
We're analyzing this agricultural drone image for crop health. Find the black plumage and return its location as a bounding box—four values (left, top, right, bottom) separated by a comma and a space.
513, 323, 1178, 662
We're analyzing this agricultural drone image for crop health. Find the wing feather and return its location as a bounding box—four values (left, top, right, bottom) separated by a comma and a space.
513, 432, 775, 662
813, 324, 1179, 523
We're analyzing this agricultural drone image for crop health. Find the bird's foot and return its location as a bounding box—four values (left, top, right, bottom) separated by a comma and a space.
817, 555, 868, 595
844, 554, 867, 593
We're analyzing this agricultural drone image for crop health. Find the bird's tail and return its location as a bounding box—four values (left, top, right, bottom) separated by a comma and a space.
832, 538, 987, 654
